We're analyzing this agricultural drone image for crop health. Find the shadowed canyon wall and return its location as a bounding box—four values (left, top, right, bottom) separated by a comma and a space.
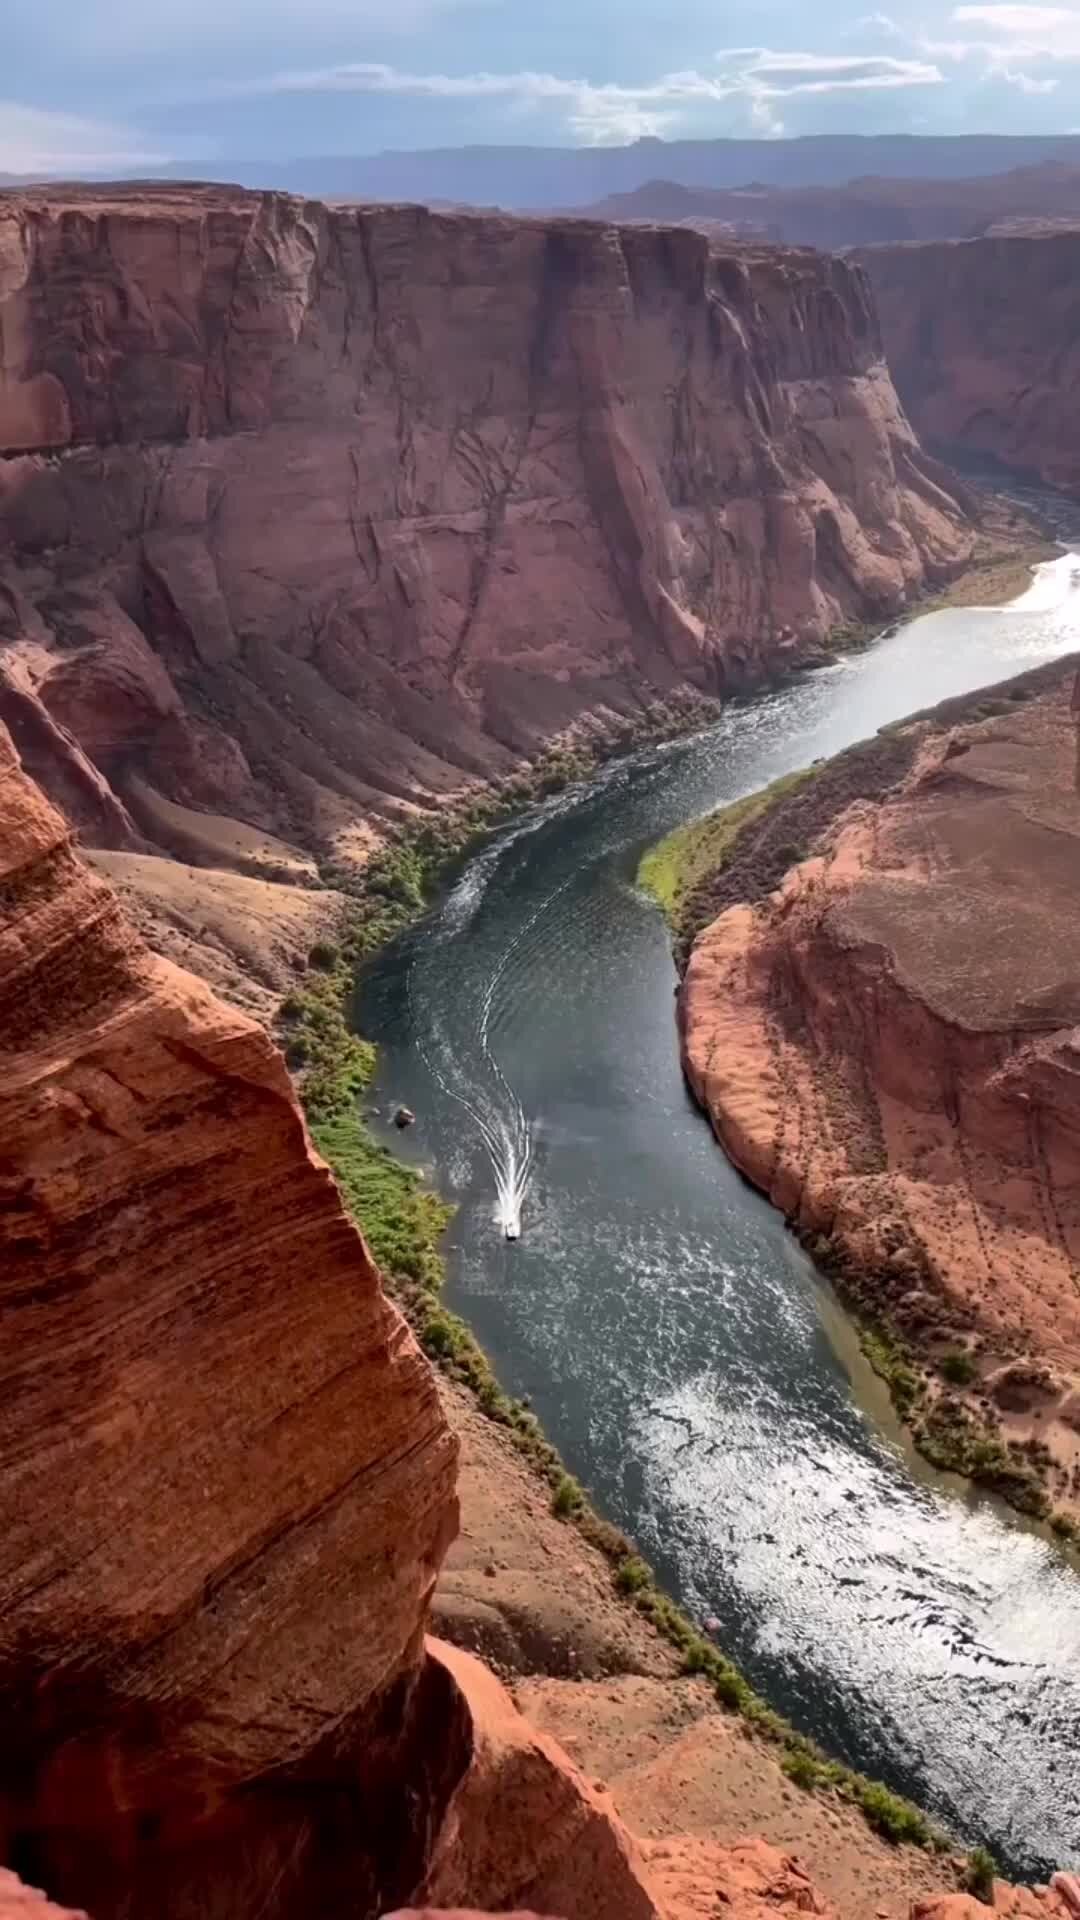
861, 229, 1080, 493
0, 184, 972, 885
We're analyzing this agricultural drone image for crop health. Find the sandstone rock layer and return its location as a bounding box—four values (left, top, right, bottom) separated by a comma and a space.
861, 228, 1080, 491
0, 184, 972, 878
0, 716, 460, 1917
682, 671, 1080, 1489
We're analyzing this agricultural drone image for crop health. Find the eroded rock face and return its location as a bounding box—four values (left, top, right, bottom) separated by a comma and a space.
0, 717, 460, 1916
417, 1643, 845, 1920
0, 184, 972, 874
681, 670, 1080, 1491
861, 228, 1080, 490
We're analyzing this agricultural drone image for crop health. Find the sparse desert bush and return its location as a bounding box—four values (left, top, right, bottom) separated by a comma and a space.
552, 1473, 584, 1517
941, 1348, 977, 1387
614, 1555, 651, 1595
965, 1847, 997, 1903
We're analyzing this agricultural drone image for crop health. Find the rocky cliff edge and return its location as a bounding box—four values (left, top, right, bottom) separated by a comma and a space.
0, 184, 972, 887
682, 667, 1080, 1514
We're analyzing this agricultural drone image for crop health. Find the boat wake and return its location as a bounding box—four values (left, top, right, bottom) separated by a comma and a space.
405, 870, 573, 1241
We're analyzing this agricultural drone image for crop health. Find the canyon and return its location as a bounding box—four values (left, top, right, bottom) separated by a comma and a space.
0, 181, 974, 998
3, 173, 1080, 1919
859, 228, 1080, 494
0, 710, 813, 1920
681, 658, 1080, 1519
0, 709, 1036, 1920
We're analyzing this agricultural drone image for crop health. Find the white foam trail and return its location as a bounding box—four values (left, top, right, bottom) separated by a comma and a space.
405, 858, 577, 1239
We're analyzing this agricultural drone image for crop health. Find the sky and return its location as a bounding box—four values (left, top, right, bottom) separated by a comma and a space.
5, 0, 1080, 174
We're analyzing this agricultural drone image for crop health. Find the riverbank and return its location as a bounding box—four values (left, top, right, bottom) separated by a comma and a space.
277, 708, 993, 1883
637, 519, 1059, 953
309, 989, 989, 1902
920, 524, 1060, 613
279, 532, 1074, 1891
673, 652, 1080, 1544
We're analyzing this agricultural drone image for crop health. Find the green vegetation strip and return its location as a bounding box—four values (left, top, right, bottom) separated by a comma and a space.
637, 767, 814, 925
860, 1323, 1076, 1542
274, 722, 999, 1885
316, 1090, 950, 1854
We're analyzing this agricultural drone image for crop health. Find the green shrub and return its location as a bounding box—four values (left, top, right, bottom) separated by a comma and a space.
308, 938, 340, 971
940, 1349, 976, 1387
680, 1637, 718, 1677
284, 1031, 311, 1068
853, 1778, 930, 1847
713, 1666, 752, 1712
782, 1749, 821, 1791
313, 1116, 451, 1291
964, 1847, 996, 1903
614, 1555, 651, 1596
552, 1474, 584, 1518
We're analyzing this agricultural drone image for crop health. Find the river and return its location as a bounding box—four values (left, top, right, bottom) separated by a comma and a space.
362, 551, 1080, 1878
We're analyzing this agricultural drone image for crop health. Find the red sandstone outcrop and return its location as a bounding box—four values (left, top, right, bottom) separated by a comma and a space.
682, 670, 1080, 1508
0, 715, 460, 1915
860, 228, 1080, 490
0, 183, 971, 882
421, 1638, 671, 1919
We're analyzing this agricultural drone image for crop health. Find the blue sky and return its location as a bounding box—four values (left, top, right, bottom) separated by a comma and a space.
4, 0, 1080, 172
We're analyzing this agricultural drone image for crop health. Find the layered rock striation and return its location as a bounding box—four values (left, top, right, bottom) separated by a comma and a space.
0, 716, 460, 1916
682, 667, 1080, 1505
860, 227, 1080, 491
0, 184, 971, 883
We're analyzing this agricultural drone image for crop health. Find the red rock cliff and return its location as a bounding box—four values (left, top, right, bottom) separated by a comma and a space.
682, 670, 1080, 1511
0, 714, 461, 1916
861, 228, 1080, 490
0, 184, 972, 874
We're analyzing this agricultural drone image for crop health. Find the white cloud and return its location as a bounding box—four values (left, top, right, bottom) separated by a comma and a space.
0, 102, 171, 173
748, 93, 787, 136
926, 2, 1080, 59
952, 4, 1075, 29
223, 47, 943, 144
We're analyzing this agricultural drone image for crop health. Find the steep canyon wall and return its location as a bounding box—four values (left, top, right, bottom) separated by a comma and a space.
0, 184, 972, 889
861, 229, 1080, 492
681, 667, 1080, 1512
